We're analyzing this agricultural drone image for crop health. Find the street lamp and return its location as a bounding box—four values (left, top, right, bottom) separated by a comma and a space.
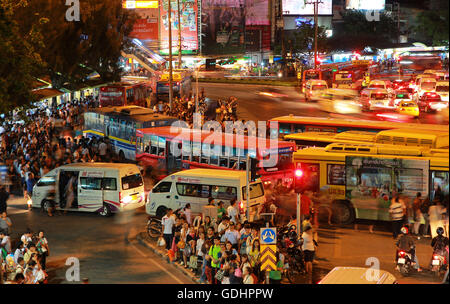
167, 0, 174, 110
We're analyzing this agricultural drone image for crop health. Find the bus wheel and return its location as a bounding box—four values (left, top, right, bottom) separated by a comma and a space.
332, 201, 355, 225
156, 206, 167, 219
119, 150, 125, 162
41, 200, 53, 213
99, 204, 112, 217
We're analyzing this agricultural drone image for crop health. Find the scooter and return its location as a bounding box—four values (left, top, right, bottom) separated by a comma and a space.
396, 249, 416, 276
431, 250, 448, 277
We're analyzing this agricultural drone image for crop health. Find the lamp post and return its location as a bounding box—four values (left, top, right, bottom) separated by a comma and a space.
168, 0, 174, 110
305, 0, 322, 69
177, 0, 182, 69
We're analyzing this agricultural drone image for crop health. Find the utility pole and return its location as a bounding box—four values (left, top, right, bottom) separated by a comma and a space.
177, 0, 182, 68
168, 0, 174, 110
305, 0, 322, 69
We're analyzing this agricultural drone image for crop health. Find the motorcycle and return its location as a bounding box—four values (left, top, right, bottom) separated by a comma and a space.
284, 239, 306, 283
396, 250, 415, 276
146, 208, 182, 239
431, 251, 448, 277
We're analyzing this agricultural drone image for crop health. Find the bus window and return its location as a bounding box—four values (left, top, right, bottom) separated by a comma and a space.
279, 123, 292, 134
153, 182, 172, 193
239, 159, 247, 171
211, 186, 237, 200
394, 168, 424, 194
210, 154, 219, 166
219, 157, 229, 168
229, 158, 237, 169
242, 183, 264, 200
327, 164, 346, 185
182, 140, 191, 161
176, 183, 210, 198
431, 171, 449, 200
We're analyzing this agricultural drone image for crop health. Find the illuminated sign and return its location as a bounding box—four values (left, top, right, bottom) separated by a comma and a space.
283, 0, 332, 15
345, 0, 385, 10
123, 1, 158, 9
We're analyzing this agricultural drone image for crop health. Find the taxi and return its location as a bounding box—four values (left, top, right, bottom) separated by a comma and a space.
396, 101, 419, 117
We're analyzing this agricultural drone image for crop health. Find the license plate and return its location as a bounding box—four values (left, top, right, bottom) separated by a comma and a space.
398, 258, 406, 264
432, 260, 440, 266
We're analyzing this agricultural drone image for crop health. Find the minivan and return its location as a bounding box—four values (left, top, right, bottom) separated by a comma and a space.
304, 80, 328, 102
146, 169, 265, 222
32, 163, 145, 216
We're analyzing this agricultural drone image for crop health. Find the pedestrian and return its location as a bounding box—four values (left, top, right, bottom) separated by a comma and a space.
420, 198, 432, 237
182, 203, 192, 226
217, 201, 226, 222
227, 199, 239, 224
302, 226, 316, 275
389, 195, 406, 239
36, 230, 49, 270
224, 223, 240, 250
0, 212, 12, 235
162, 209, 175, 252
0, 185, 9, 214
208, 237, 222, 284
268, 252, 283, 284
64, 172, 76, 212
242, 266, 255, 284
413, 192, 424, 238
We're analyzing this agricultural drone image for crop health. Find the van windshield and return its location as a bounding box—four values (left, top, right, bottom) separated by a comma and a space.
122, 174, 143, 190
242, 182, 264, 200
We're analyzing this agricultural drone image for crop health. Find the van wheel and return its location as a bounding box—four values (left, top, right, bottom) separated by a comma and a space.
119, 151, 125, 162
332, 201, 355, 225
99, 204, 112, 217
156, 206, 167, 219
42, 200, 53, 213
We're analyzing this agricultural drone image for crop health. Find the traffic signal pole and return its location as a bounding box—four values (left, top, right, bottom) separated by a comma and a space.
246, 154, 250, 222
297, 193, 301, 237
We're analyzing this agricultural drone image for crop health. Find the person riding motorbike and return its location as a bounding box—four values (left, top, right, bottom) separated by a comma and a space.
430, 227, 449, 265
396, 226, 422, 272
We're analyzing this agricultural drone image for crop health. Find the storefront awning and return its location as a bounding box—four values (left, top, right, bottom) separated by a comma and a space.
32, 88, 64, 101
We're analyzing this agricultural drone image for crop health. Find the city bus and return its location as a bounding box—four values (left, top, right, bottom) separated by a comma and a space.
284, 128, 449, 150
293, 142, 449, 224
83, 106, 177, 161
269, 115, 449, 138
135, 126, 296, 186
156, 71, 192, 99
332, 70, 362, 89
301, 69, 323, 93
99, 81, 154, 107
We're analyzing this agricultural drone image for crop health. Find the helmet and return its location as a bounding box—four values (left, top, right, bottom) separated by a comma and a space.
400, 227, 408, 235
436, 227, 444, 236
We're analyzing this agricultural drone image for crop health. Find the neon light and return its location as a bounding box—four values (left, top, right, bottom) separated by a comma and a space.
123, 1, 158, 9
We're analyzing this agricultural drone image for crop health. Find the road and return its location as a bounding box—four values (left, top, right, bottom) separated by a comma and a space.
199, 82, 447, 125
6, 197, 193, 284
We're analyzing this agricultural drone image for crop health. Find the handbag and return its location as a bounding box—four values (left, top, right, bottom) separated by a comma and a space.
189, 255, 198, 269
177, 240, 186, 249
214, 269, 225, 281
157, 236, 166, 247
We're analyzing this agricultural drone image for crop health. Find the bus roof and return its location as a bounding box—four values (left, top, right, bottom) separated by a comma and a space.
60, 163, 139, 169
269, 115, 449, 133
285, 130, 376, 143
87, 106, 176, 122
170, 169, 248, 180
137, 126, 296, 151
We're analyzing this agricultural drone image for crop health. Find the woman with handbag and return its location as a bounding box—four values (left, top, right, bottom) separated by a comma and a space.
36, 230, 49, 271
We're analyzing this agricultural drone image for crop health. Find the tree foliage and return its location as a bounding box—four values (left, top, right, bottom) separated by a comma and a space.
286, 20, 329, 58
329, 10, 397, 50
414, 10, 449, 46
0, 0, 45, 114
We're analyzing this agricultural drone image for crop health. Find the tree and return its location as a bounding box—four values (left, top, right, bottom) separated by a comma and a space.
414, 10, 449, 46
14, 0, 137, 89
329, 10, 397, 50
285, 20, 329, 64
0, 0, 45, 114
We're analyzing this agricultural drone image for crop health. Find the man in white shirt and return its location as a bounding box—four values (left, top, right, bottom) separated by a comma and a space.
0, 230, 11, 253
98, 140, 108, 161
161, 209, 175, 251
217, 216, 230, 235
227, 199, 239, 224
224, 223, 240, 250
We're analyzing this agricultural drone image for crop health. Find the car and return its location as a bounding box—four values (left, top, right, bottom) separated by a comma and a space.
396, 101, 419, 117
417, 92, 448, 113
391, 90, 413, 106
257, 87, 289, 99
317, 89, 361, 114
435, 81, 449, 102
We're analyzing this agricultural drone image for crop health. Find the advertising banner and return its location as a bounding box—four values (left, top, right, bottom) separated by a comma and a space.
282, 0, 332, 15
160, 0, 198, 54
130, 18, 159, 40
345, 156, 429, 221
245, 0, 270, 26
345, 0, 385, 10
202, 0, 245, 54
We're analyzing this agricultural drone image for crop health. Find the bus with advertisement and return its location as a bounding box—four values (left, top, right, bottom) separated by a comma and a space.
156, 71, 192, 100
284, 128, 449, 150
135, 126, 296, 186
293, 142, 449, 224
268, 115, 449, 138
83, 106, 177, 161
99, 81, 154, 107
301, 69, 323, 93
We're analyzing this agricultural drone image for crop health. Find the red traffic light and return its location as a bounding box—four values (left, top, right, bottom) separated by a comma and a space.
295, 169, 304, 177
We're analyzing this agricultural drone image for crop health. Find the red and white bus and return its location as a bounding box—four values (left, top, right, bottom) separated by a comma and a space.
301, 69, 323, 92
135, 126, 296, 186
99, 81, 153, 107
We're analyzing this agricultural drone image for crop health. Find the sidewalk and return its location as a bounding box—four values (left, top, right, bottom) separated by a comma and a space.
136, 232, 199, 284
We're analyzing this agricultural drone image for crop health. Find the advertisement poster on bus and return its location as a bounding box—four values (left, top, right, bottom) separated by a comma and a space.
201, 0, 245, 54
159, 0, 198, 55
345, 156, 429, 221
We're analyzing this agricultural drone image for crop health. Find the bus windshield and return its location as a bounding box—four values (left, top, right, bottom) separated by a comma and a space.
242, 182, 265, 200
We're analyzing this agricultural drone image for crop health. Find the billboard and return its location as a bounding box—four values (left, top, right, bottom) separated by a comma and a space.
282, 0, 332, 15
246, 0, 270, 26
202, 0, 245, 54
122, 0, 158, 9
129, 18, 158, 41
345, 0, 385, 10
345, 156, 429, 221
160, 0, 198, 54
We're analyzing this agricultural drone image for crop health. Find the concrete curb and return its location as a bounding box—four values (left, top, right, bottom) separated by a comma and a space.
136, 232, 200, 284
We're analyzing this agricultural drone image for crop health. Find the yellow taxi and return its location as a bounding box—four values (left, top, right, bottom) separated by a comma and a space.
396, 101, 420, 117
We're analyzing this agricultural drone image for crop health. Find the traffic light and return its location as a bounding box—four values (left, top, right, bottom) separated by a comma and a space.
249, 157, 259, 182
294, 168, 305, 194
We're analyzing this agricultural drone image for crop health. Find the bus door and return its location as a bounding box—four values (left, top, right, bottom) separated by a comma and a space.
166, 140, 182, 173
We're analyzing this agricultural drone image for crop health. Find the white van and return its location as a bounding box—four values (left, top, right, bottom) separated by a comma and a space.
360, 88, 392, 111
304, 80, 328, 102
415, 77, 437, 100
146, 169, 265, 222
317, 89, 361, 114
31, 163, 145, 216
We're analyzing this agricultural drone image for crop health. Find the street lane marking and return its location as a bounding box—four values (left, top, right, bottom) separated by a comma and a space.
130, 241, 185, 284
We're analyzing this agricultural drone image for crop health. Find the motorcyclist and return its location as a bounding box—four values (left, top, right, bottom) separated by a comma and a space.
430, 227, 449, 264
396, 226, 422, 272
